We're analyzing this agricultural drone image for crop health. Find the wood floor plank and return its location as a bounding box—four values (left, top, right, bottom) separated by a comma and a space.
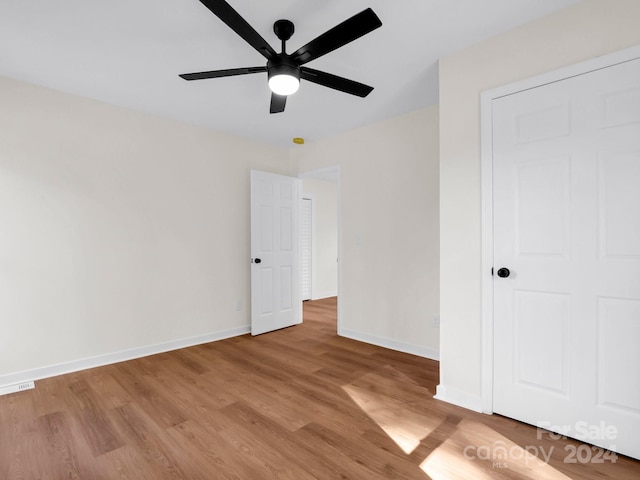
65, 379, 124, 456
3, 416, 55, 480
111, 362, 187, 429
29, 375, 70, 418
298, 421, 425, 480
228, 334, 326, 374
0, 388, 37, 425
220, 373, 313, 431
145, 359, 237, 412
201, 403, 319, 480
0, 296, 638, 479
219, 400, 366, 480
286, 372, 379, 434
110, 402, 193, 480
85, 368, 134, 409
38, 411, 99, 480
165, 420, 250, 480
169, 348, 212, 376
97, 444, 160, 480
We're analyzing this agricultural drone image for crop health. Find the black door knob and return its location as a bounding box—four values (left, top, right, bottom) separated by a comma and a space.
253, 258, 262, 264
497, 268, 510, 278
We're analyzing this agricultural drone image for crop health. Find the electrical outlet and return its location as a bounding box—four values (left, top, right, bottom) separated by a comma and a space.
432, 315, 440, 328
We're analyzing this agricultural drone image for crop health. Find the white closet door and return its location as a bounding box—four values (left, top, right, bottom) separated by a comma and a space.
492, 58, 640, 460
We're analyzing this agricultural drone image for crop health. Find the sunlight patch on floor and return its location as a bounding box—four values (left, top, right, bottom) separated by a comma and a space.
342, 374, 575, 480
420, 419, 574, 480
420, 445, 497, 480
342, 383, 443, 454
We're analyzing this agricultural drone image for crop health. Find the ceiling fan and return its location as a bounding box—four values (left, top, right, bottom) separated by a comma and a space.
179, 0, 382, 114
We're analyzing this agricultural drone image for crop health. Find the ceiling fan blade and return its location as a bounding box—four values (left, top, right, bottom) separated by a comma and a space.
198, 0, 277, 60
291, 8, 382, 65
301, 68, 373, 97
270, 93, 287, 114
180, 66, 266, 81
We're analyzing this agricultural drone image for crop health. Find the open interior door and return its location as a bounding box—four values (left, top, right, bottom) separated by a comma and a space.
250, 170, 301, 335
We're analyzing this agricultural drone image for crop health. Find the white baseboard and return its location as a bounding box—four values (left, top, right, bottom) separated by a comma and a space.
434, 384, 484, 413
311, 291, 338, 300
0, 381, 35, 397
0, 326, 250, 394
340, 328, 440, 361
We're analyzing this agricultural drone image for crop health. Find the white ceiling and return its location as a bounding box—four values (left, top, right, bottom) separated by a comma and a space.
0, 0, 580, 147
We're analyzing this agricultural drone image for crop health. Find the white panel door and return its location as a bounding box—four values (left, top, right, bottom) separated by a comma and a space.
492, 58, 640, 460
250, 170, 301, 335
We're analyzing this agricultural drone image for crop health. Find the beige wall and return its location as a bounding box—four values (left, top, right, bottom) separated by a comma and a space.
0, 77, 292, 383
439, 0, 640, 407
1, 78, 440, 386
301, 178, 338, 299
296, 106, 440, 358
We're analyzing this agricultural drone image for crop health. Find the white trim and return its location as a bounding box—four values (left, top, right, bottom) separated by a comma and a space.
0, 381, 35, 397
336, 169, 342, 335
434, 384, 483, 413
483, 44, 640, 102
0, 326, 249, 390
300, 193, 315, 301
295, 177, 304, 328
341, 328, 440, 361
480, 77, 496, 415
480, 43, 640, 415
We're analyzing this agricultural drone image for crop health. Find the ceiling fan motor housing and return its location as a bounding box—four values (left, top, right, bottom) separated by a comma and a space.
274, 19, 295, 42
267, 54, 301, 82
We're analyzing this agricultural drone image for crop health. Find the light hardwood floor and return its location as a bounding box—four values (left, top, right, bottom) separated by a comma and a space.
1, 297, 638, 479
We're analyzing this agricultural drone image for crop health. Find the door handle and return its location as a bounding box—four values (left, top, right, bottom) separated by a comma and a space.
252, 258, 262, 264
497, 267, 511, 278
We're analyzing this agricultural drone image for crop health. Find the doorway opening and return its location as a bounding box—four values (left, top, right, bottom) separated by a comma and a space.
299, 167, 340, 333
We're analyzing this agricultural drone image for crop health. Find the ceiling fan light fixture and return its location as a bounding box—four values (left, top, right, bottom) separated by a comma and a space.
268, 59, 300, 96
268, 74, 300, 96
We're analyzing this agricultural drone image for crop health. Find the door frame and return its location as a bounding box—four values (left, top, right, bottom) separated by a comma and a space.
299, 166, 342, 333
480, 43, 640, 414
300, 193, 316, 301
